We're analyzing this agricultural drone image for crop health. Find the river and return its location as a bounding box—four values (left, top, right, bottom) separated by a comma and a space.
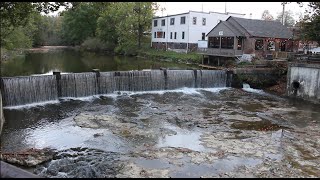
1, 48, 197, 77
0, 48, 319, 178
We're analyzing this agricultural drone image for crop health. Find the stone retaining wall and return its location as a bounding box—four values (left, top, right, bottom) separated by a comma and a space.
287, 63, 320, 103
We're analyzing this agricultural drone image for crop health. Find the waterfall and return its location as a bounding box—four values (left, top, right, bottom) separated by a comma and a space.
60, 73, 97, 98
200, 70, 227, 88
1, 75, 58, 107
166, 70, 196, 90
99, 70, 166, 93
0, 70, 229, 106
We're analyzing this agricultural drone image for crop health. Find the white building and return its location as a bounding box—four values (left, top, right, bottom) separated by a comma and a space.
151, 11, 245, 52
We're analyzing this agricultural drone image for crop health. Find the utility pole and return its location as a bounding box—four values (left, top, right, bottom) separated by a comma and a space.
225, 2, 227, 14
281, 2, 287, 25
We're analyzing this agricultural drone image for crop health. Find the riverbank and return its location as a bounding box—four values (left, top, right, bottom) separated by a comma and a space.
137, 48, 202, 64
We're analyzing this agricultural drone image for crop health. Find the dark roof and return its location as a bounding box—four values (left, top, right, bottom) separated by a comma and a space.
221, 21, 243, 36
229, 17, 293, 39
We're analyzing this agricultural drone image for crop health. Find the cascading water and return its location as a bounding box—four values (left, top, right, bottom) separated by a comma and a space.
0, 70, 229, 107
99, 70, 166, 93
166, 70, 196, 90
1, 75, 58, 107
60, 73, 97, 98
200, 70, 227, 88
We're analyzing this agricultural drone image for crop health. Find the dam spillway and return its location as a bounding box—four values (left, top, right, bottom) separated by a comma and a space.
0, 70, 230, 107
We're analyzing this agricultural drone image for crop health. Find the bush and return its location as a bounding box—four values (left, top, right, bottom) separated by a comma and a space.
81, 37, 113, 52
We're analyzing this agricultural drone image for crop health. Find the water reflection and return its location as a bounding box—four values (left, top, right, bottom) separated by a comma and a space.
1, 49, 197, 77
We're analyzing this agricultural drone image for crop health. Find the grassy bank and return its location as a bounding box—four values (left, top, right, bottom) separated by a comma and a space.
137, 48, 202, 64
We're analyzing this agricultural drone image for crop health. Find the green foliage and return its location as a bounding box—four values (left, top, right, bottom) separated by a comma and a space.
4, 27, 33, 50
81, 37, 109, 52
0, 2, 67, 46
237, 61, 253, 66
97, 2, 158, 55
60, 3, 102, 45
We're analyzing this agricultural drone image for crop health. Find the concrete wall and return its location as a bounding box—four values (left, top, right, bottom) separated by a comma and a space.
231, 68, 281, 89
287, 63, 320, 103
0, 90, 4, 135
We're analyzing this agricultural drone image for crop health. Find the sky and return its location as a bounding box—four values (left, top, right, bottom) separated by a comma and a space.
49, 2, 311, 23
155, 2, 311, 22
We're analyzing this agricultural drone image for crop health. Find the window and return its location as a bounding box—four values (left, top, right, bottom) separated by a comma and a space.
208, 37, 220, 48
170, 32, 173, 39
193, 17, 197, 25
154, 32, 156, 38
174, 32, 177, 39
170, 18, 175, 25
221, 37, 234, 49
182, 32, 185, 39
202, 18, 206, 25
202, 33, 205, 40
180, 16, 186, 24
161, 19, 165, 26
237, 37, 243, 50
255, 39, 264, 50
157, 31, 164, 38
267, 40, 275, 51
163, 32, 165, 38
154, 20, 158, 27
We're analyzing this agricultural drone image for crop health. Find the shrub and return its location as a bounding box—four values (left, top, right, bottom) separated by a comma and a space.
81, 37, 112, 52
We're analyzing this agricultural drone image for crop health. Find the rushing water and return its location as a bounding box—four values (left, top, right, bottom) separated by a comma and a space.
1, 87, 320, 178
1, 48, 197, 77
1, 70, 227, 107
1, 48, 320, 178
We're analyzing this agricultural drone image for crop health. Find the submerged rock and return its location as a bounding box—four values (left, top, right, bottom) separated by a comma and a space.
0, 148, 56, 167
73, 113, 118, 128
34, 148, 124, 178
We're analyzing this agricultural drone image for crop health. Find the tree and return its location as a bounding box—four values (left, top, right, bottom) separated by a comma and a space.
0, 2, 68, 47
298, 2, 320, 45
276, 10, 295, 27
60, 2, 110, 45
261, 10, 274, 21
132, 2, 159, 48
96, 2, 158, 54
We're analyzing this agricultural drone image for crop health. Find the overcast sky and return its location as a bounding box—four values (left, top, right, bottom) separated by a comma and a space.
155, 2, 311, 22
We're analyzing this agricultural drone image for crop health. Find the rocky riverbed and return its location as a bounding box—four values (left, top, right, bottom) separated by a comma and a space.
1, 87, 319, 178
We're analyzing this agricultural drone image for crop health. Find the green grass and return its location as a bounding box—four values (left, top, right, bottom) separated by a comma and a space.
137, 47, 202, 64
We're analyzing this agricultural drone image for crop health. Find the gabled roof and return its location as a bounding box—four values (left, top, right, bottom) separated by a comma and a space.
206, 20, 244, 37
221, 21, 244, 36
229, 16, 293, 39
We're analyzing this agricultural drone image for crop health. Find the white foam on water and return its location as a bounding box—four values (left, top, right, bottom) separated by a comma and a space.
31, 70, 70, 76
242, 83, 265, 94
102, 87, 229, 97
59, 96, 98, 102
3, 87, 229, 109
200, 87, 229, 93
3, 100, 60, 110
